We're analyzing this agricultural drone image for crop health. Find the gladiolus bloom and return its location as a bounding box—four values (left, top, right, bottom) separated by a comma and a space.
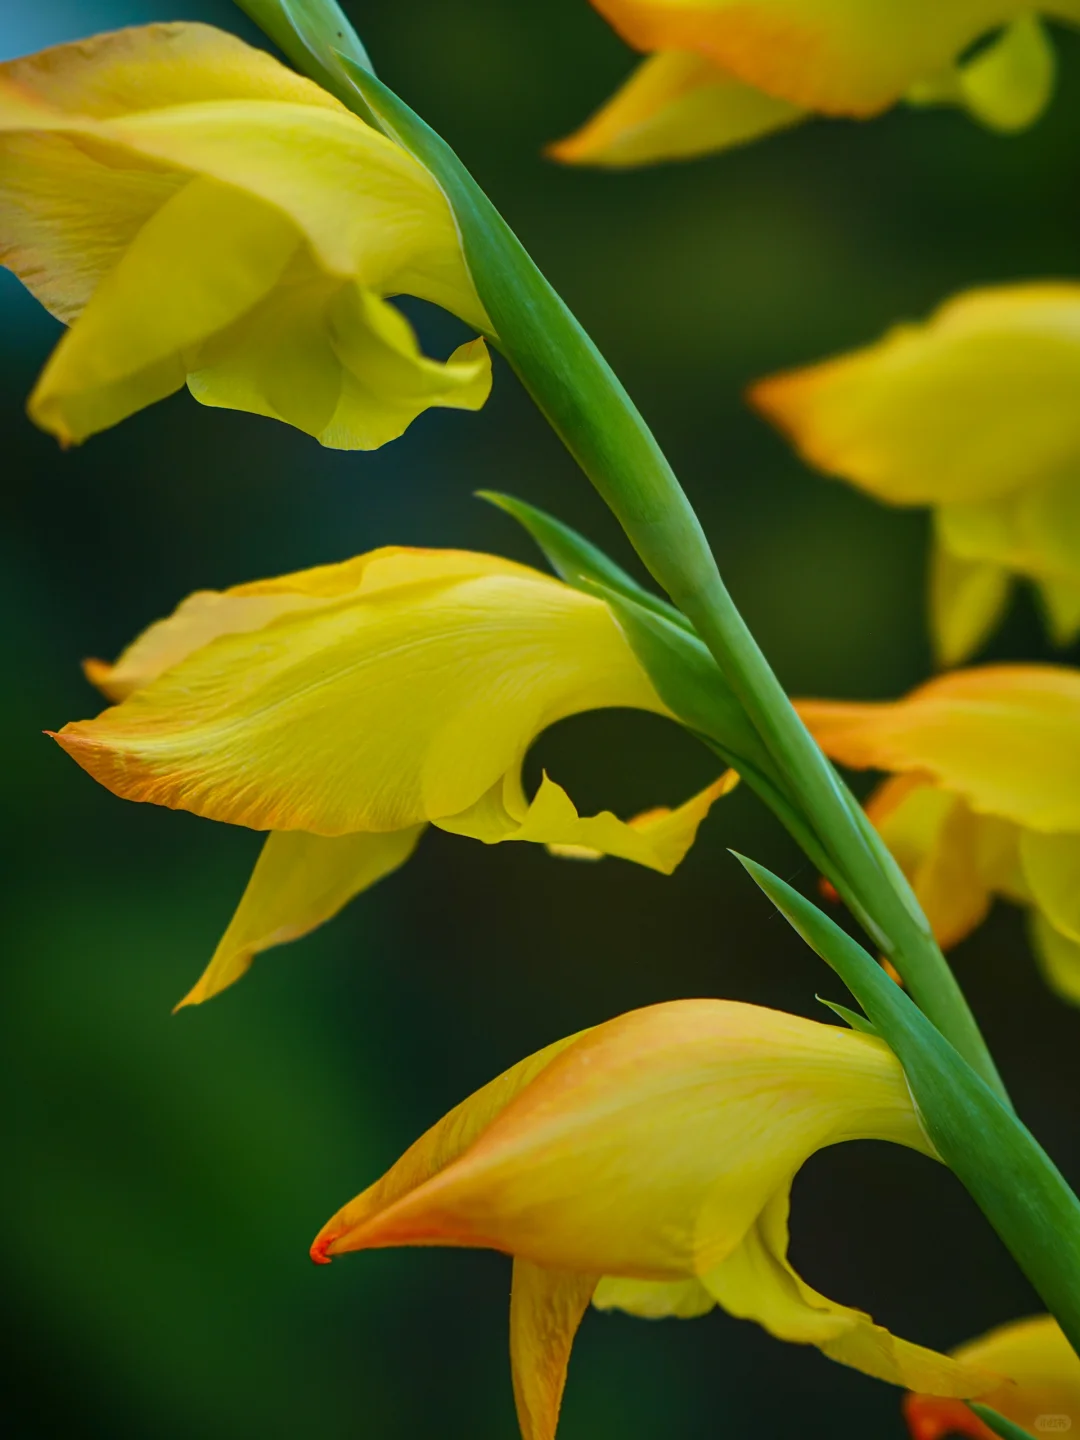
0, 23, 491, 447
552, 4, 1073, 167
905, 1315, 1080, 1440
751, 283, 1080, 663
52, 548, 733, 1007
313, 999, 997, 1440
798, 665, 1080, 1004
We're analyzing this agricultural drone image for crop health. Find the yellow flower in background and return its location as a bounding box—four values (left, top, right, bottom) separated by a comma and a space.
751, 283, 1080, 664
552, 3, 1074, 167
0, 23, 491, 448
312, 999, 997, 1440
53, 547, 733, 1007
904, 1314, 1080, 1439
798, 665, 1080, 1004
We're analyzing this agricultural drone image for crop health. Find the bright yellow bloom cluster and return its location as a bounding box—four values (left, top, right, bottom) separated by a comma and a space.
905, 1314, 1080, 1439
753, 284, 1080, 663
53, 546, 732, 1006
12, 9, 1080, 1436
799, 665, 1080, 1003
0, 23, 490, 447
552, 1, 1078, 167
313, 998, 996, 1440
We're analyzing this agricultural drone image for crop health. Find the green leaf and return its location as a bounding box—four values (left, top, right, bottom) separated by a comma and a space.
479, 490, 690, 630
735, 853, 1080, 1355
816, 996, 877, 1034
968, 1404, 1038, 1440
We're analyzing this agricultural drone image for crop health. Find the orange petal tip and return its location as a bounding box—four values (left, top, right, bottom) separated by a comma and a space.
310, 1235, 335, 1265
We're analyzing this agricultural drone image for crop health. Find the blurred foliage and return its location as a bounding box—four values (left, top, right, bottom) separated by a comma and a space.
3, 2, 1080, 1436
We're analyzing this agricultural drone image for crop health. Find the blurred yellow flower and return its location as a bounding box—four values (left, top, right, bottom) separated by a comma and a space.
798, 665, 1080, 1004
313, 998, 997, 1440
552, 3, 1074, 166
53, 547, 733, 1007
751, 283, 1080, 664
904, 1314, 1080, 1440
0, 22, 491, 447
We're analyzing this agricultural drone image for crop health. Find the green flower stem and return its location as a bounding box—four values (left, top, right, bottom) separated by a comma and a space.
231, 0, 1005, 1105
969, 1404, 1038, 1440
973, 1405, 1042, 1440
330, 58, 1008, 1104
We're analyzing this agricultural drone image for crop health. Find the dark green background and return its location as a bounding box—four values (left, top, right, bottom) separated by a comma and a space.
3, 3, 1079, 1436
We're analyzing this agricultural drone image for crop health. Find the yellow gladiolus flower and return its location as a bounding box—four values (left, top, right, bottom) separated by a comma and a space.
552, 3, 1075, 166
52, 547, 733, 1007
798, 664, 1080, 1004
312, 998, 998, 1440
904, 1315, 1080, 1440
751, 282, 1080, 664
0, 22, 491, 447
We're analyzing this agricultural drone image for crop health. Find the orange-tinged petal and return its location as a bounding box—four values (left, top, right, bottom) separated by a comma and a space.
866, 777, 997, 950
175, 825, 425, 1009
510, 1260, 598, 1440
549, 50, 803, 167
313, 1000, 934, 1273
313, 1000, 1000, 1408
585, 1, 1078, 116
751, 283, 1080, 507
906, 1315, 1080, 1440
310, 1029, 587, 1263
798, 665, 1080, 832
53, 549, 666, 834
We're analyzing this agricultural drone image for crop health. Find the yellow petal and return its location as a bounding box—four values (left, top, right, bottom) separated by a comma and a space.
313, 999, 998, 1402
28, 176, 301, 443
54, 549, 666, 834
188, 272, 490, 450
593, 1274, 716, 1318
1030, 907, 1080, 1006
312, 1000, 934, 1275
798, 665, 1080, 832
1, 22, 344, 120
549, 50, 804, 167
702, 1191, 996, 1396
928, 537, 1012, 668
438, 769, 736, 874
2, 24, 489, 446
905, 1314, 1080, 1439
311, 1028, 587, 1264
0, 23, 340, 323
1038, 576, 1080, 648
586, 1, 1075, 116
510, 1260, 598, 1440
176, 825, 425, 1009
750, 283, 1080, 506
95, 98, 483, 321
907, 15, 1057, 133
938, 467, 1080, 589
1021, 829, 1080, 938
84, 546, 523, 699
